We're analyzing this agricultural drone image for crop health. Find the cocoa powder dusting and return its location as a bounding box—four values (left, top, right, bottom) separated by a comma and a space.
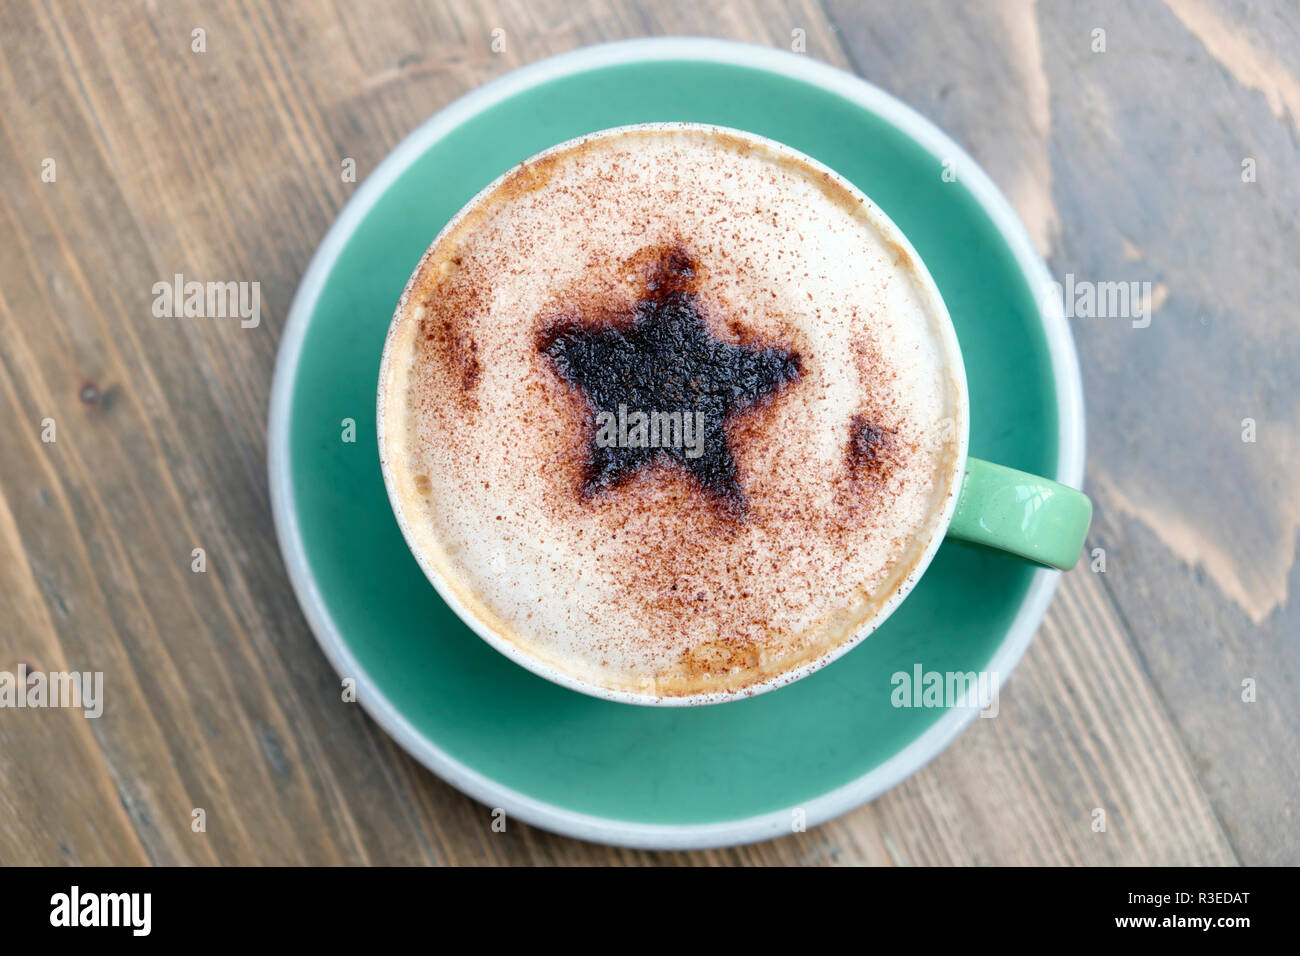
537, 243, 802, 516
847, 416, 900, 478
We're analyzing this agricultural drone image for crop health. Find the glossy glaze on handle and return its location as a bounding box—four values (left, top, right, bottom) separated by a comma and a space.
946, 458, 1092, 570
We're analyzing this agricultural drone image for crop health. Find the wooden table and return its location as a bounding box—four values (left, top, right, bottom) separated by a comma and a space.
1, 0, 1295, 866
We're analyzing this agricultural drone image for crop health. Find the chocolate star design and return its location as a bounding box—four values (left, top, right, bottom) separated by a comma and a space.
542, 276, 800, 512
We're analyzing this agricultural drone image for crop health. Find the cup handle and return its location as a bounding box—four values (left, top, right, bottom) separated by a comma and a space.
945, 458, 1092, 570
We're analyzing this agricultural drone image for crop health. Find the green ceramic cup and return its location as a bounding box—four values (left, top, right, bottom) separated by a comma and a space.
376, 121, 1092, 707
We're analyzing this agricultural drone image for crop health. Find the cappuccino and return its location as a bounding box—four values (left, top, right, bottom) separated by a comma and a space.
379, 124, 963, 701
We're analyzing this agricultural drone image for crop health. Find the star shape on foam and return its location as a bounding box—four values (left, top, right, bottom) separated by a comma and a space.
541, 252, 801, 512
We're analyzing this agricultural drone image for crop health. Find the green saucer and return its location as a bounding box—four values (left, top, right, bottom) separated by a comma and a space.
268, 39, 1084, 848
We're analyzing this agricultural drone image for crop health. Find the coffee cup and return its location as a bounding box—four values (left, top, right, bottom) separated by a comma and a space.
377, 122, 1091, 706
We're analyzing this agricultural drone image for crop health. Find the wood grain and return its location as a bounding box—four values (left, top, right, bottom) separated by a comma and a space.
0, 0, 1293, 865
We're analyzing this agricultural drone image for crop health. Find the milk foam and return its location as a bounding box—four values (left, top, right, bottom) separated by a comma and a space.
379, 125, 964, 699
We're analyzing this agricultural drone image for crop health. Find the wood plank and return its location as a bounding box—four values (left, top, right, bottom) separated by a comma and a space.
824, 0, 1298, 864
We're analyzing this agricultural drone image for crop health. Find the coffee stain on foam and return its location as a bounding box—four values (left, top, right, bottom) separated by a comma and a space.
1094, 471, 1297, 626
1166, 0, 1300, 126
991, 0, 1060, 257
